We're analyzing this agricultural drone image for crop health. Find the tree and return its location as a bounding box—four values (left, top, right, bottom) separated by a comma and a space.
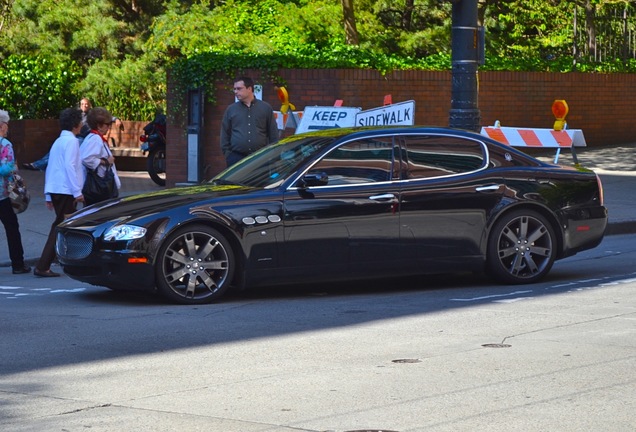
360, 0, 453, 57
0, 0, 14, 33
0, 0, 169, 119
342, 0, 360, 45
1, 0, 636, 119
0, 54, 82, 119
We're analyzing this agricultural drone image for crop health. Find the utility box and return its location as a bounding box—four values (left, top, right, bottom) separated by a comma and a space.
186, 88, 204, 184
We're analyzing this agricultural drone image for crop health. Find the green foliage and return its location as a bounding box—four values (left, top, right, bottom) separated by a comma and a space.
359, 0, 453, 57
158, 0, 455, 108
1, 0, 167, 120
2, 0, 636, 120
0, 54, 82, 119
482, 0, 573, 65
6, 0, 122, 64
77, 53, 166, 120
149, 0, 344, 56
169, 47, 452, 108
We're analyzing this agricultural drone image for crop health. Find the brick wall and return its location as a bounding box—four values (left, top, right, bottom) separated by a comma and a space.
11, 70, 636, 187
165, 69, 636, 187
8, 120, 148, 171
8, 119, 60, 164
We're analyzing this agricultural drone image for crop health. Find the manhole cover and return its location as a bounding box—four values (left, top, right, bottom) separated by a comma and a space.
482, 343, 512, 348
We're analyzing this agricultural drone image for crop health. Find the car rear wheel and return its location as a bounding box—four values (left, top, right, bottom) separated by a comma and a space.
156, 225, 234, 304
487, 210, 556, 284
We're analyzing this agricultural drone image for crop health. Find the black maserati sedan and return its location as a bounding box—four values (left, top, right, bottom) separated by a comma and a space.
56, 126, 607, 304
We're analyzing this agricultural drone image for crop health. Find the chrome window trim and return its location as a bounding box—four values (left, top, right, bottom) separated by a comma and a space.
285, 131, 490, 191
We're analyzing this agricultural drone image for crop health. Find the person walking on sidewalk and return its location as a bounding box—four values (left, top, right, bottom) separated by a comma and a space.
80, 107, 121, 206
0, 109, 30, 275
33, 108, 85, 278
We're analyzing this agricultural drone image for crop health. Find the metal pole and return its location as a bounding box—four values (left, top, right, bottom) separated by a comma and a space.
449, 0, 481, 131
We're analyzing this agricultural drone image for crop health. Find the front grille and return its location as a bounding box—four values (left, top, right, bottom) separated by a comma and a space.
57, 231, 94, 259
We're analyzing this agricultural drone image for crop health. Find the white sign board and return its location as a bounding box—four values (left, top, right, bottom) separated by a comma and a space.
355, 100, 416, 127
295, 106, 361, 134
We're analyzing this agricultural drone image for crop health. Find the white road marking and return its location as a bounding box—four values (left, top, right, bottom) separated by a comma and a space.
451, 273, 636, 303
50, 289, 87, 293
1, 286, 87, 299
451, 290, 533, 302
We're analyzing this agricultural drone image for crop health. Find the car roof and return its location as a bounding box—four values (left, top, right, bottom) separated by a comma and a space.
291, 125, 485, 141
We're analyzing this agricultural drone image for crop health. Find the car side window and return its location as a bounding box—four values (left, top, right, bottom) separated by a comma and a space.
307, 137, 395, 186
400, 135, 485, 180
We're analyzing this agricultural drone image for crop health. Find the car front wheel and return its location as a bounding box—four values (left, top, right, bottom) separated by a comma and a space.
487, 210, 556, 284
155, 225, 234, 304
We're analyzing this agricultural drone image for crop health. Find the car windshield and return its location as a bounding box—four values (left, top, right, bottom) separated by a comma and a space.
210, 133, 340, 189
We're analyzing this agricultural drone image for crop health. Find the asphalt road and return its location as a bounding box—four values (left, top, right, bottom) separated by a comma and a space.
1, 233, 635, 431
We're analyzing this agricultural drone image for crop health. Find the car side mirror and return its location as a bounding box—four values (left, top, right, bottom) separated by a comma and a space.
299, 172, 328, 188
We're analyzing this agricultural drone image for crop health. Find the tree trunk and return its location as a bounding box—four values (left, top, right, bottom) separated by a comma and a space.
341, 0, 359, 45
403, 0, 414, 31
585, 0, 596, 60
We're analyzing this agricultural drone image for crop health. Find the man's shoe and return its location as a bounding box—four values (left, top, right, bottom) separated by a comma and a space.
33, 268, 61, 278
12, 266, 31, 274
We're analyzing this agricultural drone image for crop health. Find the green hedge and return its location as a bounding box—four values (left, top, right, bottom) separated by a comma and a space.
0, 55, 82, 120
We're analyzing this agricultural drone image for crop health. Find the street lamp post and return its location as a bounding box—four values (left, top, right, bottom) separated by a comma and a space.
449, 0, 481, 131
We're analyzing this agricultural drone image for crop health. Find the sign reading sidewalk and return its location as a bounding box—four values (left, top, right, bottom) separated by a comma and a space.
295, 106, 360, 134
355, 100, 416, 127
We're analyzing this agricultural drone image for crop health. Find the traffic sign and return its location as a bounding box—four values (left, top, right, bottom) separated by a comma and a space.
295, 106, 360, 134
355, 100, 416, 127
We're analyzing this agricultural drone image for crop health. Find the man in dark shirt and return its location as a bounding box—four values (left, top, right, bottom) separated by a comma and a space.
220, 76, 279, 167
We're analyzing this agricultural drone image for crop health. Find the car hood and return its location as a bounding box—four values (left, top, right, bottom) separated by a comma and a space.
64, 183, 262, 226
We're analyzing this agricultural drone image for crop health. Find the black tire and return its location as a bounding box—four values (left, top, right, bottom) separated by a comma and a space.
155, 225, 235, 304
486, 210, 556, 284
147, 146, 166, 186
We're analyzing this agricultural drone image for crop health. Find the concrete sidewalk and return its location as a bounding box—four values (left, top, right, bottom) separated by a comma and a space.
2, 143, 635, 268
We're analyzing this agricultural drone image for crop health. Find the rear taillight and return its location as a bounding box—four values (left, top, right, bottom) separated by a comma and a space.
140, 135, 147, 142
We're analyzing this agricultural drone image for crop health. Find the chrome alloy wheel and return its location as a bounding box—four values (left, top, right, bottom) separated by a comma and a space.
157, 225, 234, 304
487, 211, 556, 284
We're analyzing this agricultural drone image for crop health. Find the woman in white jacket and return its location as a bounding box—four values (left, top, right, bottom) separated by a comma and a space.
80, 107, 121, 206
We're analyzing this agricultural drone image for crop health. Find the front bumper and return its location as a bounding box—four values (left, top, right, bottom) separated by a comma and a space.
57, 229, 156, 292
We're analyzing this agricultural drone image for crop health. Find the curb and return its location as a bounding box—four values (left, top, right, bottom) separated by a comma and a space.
604, 220, 636, 236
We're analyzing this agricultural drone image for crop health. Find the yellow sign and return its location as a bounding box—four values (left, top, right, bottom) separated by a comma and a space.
276, 86, 295, 114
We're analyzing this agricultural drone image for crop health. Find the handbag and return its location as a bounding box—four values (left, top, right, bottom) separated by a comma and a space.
82, 164, 118, 204
7, 172, 30, 214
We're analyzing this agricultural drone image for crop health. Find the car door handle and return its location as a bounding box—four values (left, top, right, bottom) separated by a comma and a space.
475, 184, 501, 192
369, 193, 396, 201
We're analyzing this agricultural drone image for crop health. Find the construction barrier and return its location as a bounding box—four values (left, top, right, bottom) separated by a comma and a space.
480, 123, 587, 164
480, 125, 586, 148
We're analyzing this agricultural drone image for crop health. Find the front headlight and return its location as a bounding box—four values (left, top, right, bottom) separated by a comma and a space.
104, 225, 147, 241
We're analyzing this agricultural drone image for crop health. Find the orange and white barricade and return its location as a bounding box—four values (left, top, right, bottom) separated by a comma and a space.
480, 121, 586, 164
274, 111, 304, 130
